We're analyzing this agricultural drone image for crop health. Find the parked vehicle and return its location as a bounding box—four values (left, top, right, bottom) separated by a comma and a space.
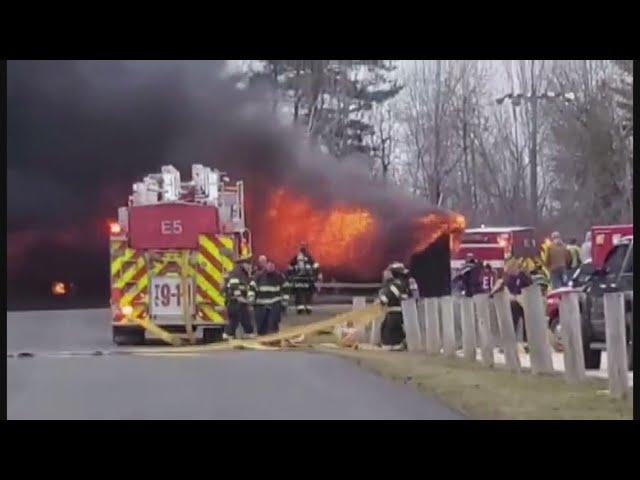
546, 261, 594, 352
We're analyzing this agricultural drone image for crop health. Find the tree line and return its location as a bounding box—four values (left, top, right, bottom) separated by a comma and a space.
238, 60, 633, 237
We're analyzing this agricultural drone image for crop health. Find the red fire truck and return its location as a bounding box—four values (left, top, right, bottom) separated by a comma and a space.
451, 226, 538, 274
590, 224, 633, 268
109, 165, 252, 346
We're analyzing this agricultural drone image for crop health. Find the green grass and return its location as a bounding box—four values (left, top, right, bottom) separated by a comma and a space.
281, 308, 632, 420
321, 348, 632, 420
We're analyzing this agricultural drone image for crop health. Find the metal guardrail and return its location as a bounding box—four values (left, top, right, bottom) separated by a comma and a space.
316, 282, 382, 289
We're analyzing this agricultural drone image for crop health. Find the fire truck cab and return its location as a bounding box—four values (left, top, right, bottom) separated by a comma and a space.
109, 164, 251, 345
590, 224, 633, 269
451, 226, 538, 275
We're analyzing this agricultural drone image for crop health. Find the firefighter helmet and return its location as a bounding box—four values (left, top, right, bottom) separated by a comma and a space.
388, 262, 409, 277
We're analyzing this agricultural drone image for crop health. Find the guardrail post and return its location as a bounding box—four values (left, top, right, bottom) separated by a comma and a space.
416, 298, 427, 351
423, 297, 441, 355
401, 298, 422, 352
460, 296, 477, 361
489, 300, 500, 349
492, 289, 521, 372
603, 292, 630, 399
558, 292, 586, 383
474, 293, 495, 367
351, 296, 368, 342
453, 298, 463, 350
352, 296, 366, 310
369, 315, 382, 345
520, 284, 554, 375
440, 296, 456, 357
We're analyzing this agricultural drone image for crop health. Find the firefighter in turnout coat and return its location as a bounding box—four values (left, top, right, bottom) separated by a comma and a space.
287, 243, 320, 314
378, 262, 412, 350
250, 261, 289, 335
222, 258, 256, 340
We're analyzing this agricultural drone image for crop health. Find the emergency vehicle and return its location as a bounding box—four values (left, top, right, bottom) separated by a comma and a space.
590, 224, 633, 268
451, 226, 538, 274
109, 165, 252, 345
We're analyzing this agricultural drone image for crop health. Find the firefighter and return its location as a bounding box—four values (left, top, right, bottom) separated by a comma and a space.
377, 261, 412, 350
222, 257, 256, 340
287, 243, 320, 314
250, 260, 288, 335
256, 254, 268, 274
456, 253, 483, 297
481, 263, 497, 293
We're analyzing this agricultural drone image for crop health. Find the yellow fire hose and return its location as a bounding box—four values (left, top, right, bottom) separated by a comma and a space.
126, 303, 383, 354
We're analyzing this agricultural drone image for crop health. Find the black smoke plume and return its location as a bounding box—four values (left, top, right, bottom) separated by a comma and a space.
7, 60, 456, 307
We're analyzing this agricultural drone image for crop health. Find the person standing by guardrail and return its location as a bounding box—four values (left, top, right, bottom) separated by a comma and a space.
490, 257, 533, 347
378, 262, 412, 351
580, 231, 592, 263
545, 231, 571, 289
566, 237, 582, 278
455, 253, 483, 297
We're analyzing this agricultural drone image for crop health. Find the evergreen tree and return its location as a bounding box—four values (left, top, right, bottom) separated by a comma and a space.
250, 60, 402, 159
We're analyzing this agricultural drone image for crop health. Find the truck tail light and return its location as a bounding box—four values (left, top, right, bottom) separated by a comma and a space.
110, 221, 122, 235
52, 281, 67, 295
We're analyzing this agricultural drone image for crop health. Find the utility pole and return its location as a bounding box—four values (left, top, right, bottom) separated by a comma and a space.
496, 71, 575, 227
530, 60, 538, 226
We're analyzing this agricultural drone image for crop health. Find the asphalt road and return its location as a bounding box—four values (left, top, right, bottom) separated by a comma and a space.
7, 308, 463, 420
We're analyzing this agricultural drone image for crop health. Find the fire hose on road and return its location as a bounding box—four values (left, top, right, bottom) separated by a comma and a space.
125, 303, 384, 354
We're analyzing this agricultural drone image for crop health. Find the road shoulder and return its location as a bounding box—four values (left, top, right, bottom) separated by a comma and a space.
312, 345, 632, 420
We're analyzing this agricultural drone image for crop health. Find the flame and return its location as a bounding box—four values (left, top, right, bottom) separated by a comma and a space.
52, 281, 67, 296
261, 188, 377, 270
412, 212, 466, 254
254, 187, 465, 280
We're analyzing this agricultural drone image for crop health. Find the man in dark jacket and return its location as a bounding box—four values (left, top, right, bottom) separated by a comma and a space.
287, 243, 320, 314
490, 258, 532, 344
378, 262, 412, 350
455, 253, 483, 297
223, 258, 256, 340
250, 260, 288, 335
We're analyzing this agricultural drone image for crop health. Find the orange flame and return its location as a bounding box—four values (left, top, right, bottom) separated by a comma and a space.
256, 187, 465, 279
263, 188, 377, 270
412, 212, 466, 254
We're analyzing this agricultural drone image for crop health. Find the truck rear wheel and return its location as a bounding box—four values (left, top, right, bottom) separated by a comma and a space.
580, 311, 601, 370
626, 309, 633, 371
203, 327, 224, 343
113, 326, 145, 346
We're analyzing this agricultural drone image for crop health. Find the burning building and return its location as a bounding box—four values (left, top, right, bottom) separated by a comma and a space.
8, 60, 465, 306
